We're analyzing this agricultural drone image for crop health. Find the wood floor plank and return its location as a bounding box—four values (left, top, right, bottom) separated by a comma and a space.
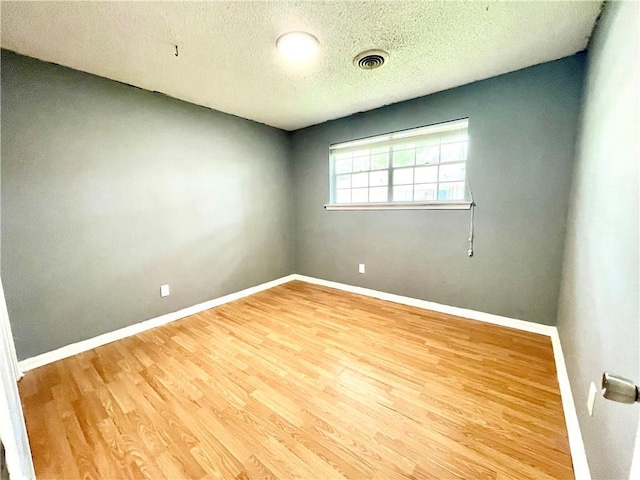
19, 280, 574, 479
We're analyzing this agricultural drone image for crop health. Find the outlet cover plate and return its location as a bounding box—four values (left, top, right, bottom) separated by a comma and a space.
358, 264, 365, 274
160, 284, 170, 297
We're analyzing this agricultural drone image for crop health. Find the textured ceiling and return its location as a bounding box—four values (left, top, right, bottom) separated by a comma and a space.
1, 1, 602, 131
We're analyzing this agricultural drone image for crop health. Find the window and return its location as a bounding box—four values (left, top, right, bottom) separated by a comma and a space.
326, 118, 471, 210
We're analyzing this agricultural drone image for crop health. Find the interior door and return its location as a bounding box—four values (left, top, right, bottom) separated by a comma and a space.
0, 277, 35, 479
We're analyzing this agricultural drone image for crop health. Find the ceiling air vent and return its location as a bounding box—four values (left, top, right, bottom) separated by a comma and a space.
353, 49, 388, 70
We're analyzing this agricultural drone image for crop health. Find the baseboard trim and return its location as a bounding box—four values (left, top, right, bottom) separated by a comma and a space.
550, 330, 591, 480
17, 272, 590, 479
17, 274, 297, 373
291, 274, 591, 480
292, 274, 556, 335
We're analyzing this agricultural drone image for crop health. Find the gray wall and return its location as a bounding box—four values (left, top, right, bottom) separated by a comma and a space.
1, 50, 294, 360
291, 55, 585, 326
557, 1, 639, 478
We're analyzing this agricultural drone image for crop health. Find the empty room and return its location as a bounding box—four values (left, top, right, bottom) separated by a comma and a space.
0, 1, 638, 479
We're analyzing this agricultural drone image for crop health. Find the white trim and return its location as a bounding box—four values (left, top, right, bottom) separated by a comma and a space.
292, 274, 555, 335
18, 274, 296, 372
0, 368, 35, 480
291, 274, 591, 479
0, 278, 22, 381
0, 276, 35, 480
324, 201, 472, 211
550, 330, 591, 480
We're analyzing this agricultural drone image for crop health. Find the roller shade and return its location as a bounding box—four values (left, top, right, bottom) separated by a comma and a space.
330, 118, 468, 155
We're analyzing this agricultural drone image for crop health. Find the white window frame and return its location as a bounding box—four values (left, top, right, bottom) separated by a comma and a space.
325, 118, 472, 210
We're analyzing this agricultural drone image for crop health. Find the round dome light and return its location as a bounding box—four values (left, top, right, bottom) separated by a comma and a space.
276, 31, 319, 62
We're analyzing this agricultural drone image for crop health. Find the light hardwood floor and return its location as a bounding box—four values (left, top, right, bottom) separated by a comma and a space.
19, 281, 573, 479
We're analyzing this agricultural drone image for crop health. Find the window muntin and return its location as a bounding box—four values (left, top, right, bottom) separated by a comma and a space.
329, 119, 470, 207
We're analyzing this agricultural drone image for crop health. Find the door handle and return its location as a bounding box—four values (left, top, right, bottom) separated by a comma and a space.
602, 372, 639, 404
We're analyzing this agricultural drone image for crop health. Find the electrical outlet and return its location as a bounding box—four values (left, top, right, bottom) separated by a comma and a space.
587, 382, 597, 416
358, 264, 365, 274
160, 284, 170, 298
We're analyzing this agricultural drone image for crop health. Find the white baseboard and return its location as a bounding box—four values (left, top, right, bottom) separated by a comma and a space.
17, 274, 297, 373
292, 274, 556, 336
550, 330, 591, 480
17, 272, 590, 479
291, 274, 591, 480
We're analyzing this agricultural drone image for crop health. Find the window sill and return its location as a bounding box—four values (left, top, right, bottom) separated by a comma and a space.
324, 201, 472, 211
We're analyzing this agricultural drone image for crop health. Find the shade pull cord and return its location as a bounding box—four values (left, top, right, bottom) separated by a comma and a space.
467, 181, 475, 257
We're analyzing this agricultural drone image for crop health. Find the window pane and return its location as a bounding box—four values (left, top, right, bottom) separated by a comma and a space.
369, 187, 388, 202
393, 142, 416, 152
392, 149, 415, 167
371, 146, 388, 154
414, 184, 437, 201
416, 137, 440, 148
393, 185, 413, 202
336, 174, 351, 189
352, 188, 368, 202
336, 189, 351, 203
414, 166, 438, 183
416, 146, 440, 165
371, 153, 389, 170
441, 141, 467, 162
393, 167, 414, 185
439, 163, 466, 182
330, 120, 469, 207
352, 172, 368, 188
334, 151, 352, 160
369, 170, 388, 187
438, 182, 466, 200
353, 156, 370, 172
335, 158, 352, 174
441, 129, 467, 144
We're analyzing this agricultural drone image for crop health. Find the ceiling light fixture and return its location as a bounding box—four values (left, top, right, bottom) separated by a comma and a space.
276, 31, 319, 62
